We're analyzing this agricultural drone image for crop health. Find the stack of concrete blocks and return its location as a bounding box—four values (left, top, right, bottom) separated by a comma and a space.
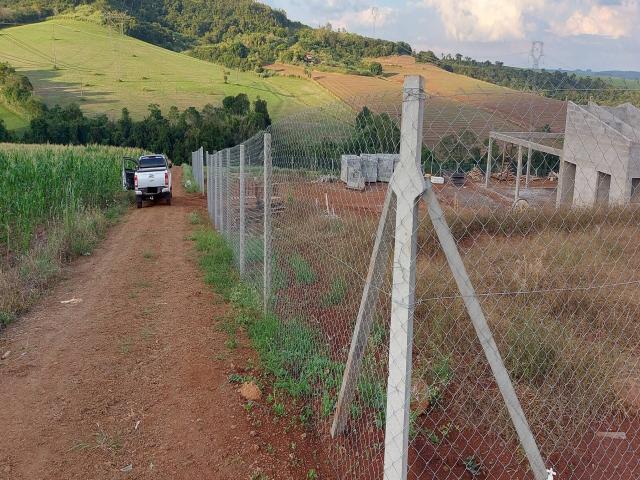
376, 154, 400, 182
341, 155, 360, 183
340, 153, 401, 186
558, 101, 640, 207
360, 154, 379, 183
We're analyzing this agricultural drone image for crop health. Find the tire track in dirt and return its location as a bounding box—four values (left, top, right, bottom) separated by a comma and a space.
0, 168, 331, 480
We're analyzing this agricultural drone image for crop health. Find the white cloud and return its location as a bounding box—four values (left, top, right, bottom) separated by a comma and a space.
553, 1, 638, 38
422, 0, 545, 41
329, 7, 397, 31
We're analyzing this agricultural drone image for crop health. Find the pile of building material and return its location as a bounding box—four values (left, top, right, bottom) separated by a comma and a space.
340, 155, 360, 183
467, 167, 485, 183
492, 168, 515, 182
340, 154, 400, 186
376, 154, 400, 182
360, 154, 379, 183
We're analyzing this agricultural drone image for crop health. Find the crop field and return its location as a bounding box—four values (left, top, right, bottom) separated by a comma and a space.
0, 19, 335, 124
0, 143, 142, 253
269, 57, 567, 146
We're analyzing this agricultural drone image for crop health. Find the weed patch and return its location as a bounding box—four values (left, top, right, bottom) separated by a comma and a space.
289, 253, 316, 285
322, 277, 347, 306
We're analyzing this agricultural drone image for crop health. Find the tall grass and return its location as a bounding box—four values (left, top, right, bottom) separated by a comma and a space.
0, 143, 142, 252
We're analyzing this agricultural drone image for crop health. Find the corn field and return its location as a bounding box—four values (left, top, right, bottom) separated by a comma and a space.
0, 144, 141, 252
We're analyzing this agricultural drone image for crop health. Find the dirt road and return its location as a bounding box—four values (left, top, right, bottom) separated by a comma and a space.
0, 169, 328, 480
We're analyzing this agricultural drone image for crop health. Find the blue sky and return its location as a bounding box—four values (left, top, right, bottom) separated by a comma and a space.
262, 0, 640, 71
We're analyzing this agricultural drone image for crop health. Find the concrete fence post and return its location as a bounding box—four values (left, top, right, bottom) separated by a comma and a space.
515, 144, 523, 201
263, 133, 272, 314
217, 155, 224, 230
526, 145, 533, 188
215, 152, 221, 228
485, 136, 493, 187
239, 144, 246, 276
206, 152, 210, 218
383, 75, 427, 480
226, 148, 231, 242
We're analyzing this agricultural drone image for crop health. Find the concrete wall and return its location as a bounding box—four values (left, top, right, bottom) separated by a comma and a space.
559, 102, 637, 207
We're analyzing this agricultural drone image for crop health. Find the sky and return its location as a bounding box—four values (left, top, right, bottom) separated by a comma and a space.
261, 0, 640, 71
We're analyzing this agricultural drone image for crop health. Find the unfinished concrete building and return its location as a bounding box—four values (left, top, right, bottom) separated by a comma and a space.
557, 102, 640, 207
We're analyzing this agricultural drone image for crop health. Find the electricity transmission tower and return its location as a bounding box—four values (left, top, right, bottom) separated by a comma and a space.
530, 40, 544, 70
371, 6, 379, 36
105, 12, 128, 81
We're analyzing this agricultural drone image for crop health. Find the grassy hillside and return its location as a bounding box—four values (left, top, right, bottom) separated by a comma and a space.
0, 1, 409, 73
0, 18, 335, 122
0, 103, 28, 131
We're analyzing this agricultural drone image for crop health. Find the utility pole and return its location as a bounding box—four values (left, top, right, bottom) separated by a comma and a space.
371, 6, 379, 36
51, 23, 57, 69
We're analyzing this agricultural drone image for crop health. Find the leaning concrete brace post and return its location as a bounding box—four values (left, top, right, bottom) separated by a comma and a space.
526, 145, 533, 188
239, 144, 246, 276
423, 186, 548, 480
383, 75, 426, 480
331, 187, 395, 438
226, 148, 231, 243
263, 133, 272, 314
485, 136, 493, 187
515, 144, 523, 201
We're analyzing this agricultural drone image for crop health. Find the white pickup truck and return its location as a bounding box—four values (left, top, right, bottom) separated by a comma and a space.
123, 154, 173, 208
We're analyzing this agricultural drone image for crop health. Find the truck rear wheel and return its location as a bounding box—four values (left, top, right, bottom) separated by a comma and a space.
136, 198, 143, 209
166, 193, 172, 205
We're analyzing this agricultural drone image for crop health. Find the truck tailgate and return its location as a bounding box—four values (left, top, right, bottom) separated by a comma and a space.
138, 170, 166, 188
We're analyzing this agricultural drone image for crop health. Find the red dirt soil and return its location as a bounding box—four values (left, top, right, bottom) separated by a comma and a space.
0, 169, 333, 480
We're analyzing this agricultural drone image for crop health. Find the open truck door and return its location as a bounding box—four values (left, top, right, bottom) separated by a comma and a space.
122, 157, 138, 191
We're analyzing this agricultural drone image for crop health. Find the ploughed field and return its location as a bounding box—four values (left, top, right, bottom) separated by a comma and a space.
269, 56, 567, 147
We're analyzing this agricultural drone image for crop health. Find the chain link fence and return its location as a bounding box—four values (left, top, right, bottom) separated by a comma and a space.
194, 74, 640, 480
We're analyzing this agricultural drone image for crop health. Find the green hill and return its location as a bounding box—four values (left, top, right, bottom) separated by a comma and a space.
0, 18, 335, 125
0, 103, 28, 131
0, 1, 410, 72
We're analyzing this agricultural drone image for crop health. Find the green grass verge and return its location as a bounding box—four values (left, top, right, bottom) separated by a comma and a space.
181, 164, 200, 193
191, 226, 344, 407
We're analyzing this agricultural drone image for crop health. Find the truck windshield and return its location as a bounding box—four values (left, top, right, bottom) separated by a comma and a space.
139, 156, 166, 169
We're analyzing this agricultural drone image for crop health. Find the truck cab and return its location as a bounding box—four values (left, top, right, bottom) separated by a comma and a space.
123, 154, 173, 208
